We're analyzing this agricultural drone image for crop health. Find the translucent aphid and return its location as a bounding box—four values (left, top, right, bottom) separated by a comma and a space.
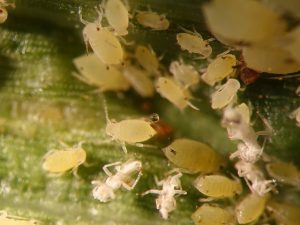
169, 60, 200, 89
235, 193, 268, 224
0, 7, 7, 23
0, 211, 38, 225
289, 107, 300, 127
234, 103, 250, 125
266, 159, 300, 188
155, 77, 198, 110
211, 79, 240, 109
42, 142, 86, 176
80, 9, 124, 65
176, 32, 212, 58
267, 200, 300, 225
122, 63, 155, 97
103, 98, 157, 153
92, 159, 142, 202
136, 10, 169, 30
235, 160, 276, 196
135, 45, 160, 76
203, 0, 286, 46
194, 174, 242, 200
201, 54, 237, 86
142, 170, 187, 219
103, 0, 129, 36
191, 204, 236, 225
73, 53, 130, 92
163, 138, 224, 174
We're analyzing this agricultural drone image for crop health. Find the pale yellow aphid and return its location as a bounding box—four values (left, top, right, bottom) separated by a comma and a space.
73, 53, 130, 92
194, 174, 242, 199
136, 10, 169, 30
266, 159, 300, 187
176, 32, 212, 58
0, 211, 38, 225
163, 138, 224, 174
0, 7, 7, 23
267, 200, 300, 225
203, 0, 286, 46
191, 204, 236, 225
169, 60, 200, 89
122, 63, 155, 97
42, 142, 86, 175
103, 98, 157, 153
104, 0, 129, 36
242, 42, 300, 74
282, 26, 300, 64
211, 78, 240, 109
289, 107, 300, 127
201, 54, 237, 86
135, 45, 160, 76
234, 103, 250, 124
235, 193, 268, 224
155, 77, 198, 110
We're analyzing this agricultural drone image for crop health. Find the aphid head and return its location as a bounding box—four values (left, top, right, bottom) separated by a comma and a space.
75, 147, 87, 165
222, 107, 243, 127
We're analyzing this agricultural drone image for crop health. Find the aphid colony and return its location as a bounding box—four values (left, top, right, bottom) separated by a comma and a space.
34, 0, 300, 224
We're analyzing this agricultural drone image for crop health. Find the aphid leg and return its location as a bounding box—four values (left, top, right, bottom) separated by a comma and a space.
229, 150, 240, 160
119, 36, 135, 46
72, 166, 81, 179
141, 189, 161, 196
94, 4, 104, 25
122, 171, 143, 190
133, 143, 157, 149
187, 101, 199, 110
103, 161, 122, 176
199, 197, 215, 202
72, 72, 92, 86
121, 142, 128, 153
174, 190, 187, 195
154, 176, 164, 186
216, 49, 231, 57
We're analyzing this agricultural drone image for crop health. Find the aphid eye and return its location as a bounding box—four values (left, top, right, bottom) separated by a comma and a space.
0, 9, 3, 13
106, 65, 110, 70
96, 27, 100, 31
170, 148, 176, 155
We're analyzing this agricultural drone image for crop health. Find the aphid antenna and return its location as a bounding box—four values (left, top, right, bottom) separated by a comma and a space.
78, 7, 89, 25
178, 25, 200, 37
119, 36, 135, 46
187, 101, 200, 111
94, 5, 104, 25
102, 95, 111, 124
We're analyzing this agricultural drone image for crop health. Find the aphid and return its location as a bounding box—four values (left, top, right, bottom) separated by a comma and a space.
80, 9, 124, 65
264, 0, 300, 19
142, 170, 187, 219
176, 32, 212, 58
122, 63, 155, 97
191, 204, 236, 225
0, 211, 38, 225
103, 98, 157, 153
135, 45, 160, 76
201, 54, 237, 86
0, 6, 7, 24
151, 120, 174, 140
267, 200, 300, 225
211, 78, 240, 109
42, 142, 86, 176
155, 77, 198, 110
103, 0, 129, 36
235, 193, 268, 224
289, 107, 300, 127
234, 103, 250, 125
73, 53, 130, 92
169, 60, 200, 88
163, 138, 224, 174
92, 159, 142, 202
203, 0, 286, 46
239, 56, 260, 85
194, 174, 242, 200
135, 10, 169, 30
235, 160, 276, 196
266, 158, 300, 187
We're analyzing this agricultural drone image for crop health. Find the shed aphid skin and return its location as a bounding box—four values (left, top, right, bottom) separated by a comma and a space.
73, 53, 130, 92
234, 103, 250, 125
169, 59, 200, 89
155, 77, 199, 111
193, 174, 242, 200
289, 107, 300, 127
103, 0, 129, 36
135, 10, 169, 30
267, 200, 300, 225
134, 45, 161, 77
211, 78, 240, 109
163, 138, 224, 174
176, 31, 212, 59
42, 142, 86, 176
122, 63, 155, 97
266, 158, 300, 188
235, 193, 268, 224
201, 54, 237, 86
142, 170, 187, 220
103, 98, 157, 153
92, 159, 142, 202
79, 7, 124, 65
191, 204, 236, 225
202, 0, 286, 46
235, 160, 276, 196
0, 211, 38, 225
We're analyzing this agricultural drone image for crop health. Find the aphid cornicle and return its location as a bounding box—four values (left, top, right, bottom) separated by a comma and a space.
134, 45, 160, 76
0, 211, 38, 225
191, 204, 236, 225
73, 53, 130, 92
103, 98, 157, 153
194, 174, 242, 200
235, 193, 268, 224
163, 138, 224, 174
135, 10, 170, 30
42, 142, 86, 176
267, 200, 300, 225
